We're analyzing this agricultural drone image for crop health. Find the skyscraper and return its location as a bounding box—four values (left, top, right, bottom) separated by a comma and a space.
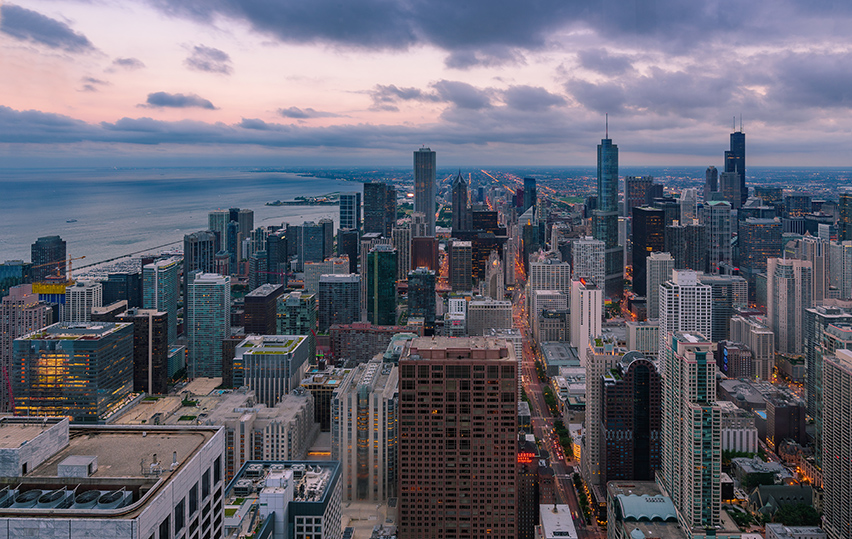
0, 285, 51, 412
30, 236, 65, 281
449, 240, 473, 292
631, 206, 665, 296
697, 273, 748, 342
339, 191, 362, 232
570, 279, 603, 358
523, 176, 537, 215
186, 272, 231, 378
398, 337, 517, 539
658, 270, 712, 366
277, 291, 317, 359
724, 126, 746, 205
700, 201, 733, 273
235, 335, 310, 407
624, 176, 656, 217
414, 147, 436, 236
570, 236, 605, 287
582, 333, 624, 489
142, 256, 180, 344
366, 245, 397, 326
208, 209, 229, 250
183, 230, 217, 296
451, 172, 470, 233
337, 228, 360, 273
407, 267, 436, 335
659, 332, 721, 531
63, 280, 102, 323
392, 226, 411, 280
821, 349, 852, 539
679, 188, 699, 222
665, 220, 707, 271
718, 171, 742, 209
318, 274, 360, 332
115, 308, 169, 395
838, 187, 852, 242
244, 283, 284, 335
704, 166, 718, 201
593, 133, 623, 297
767, 258, 812, 355
646, 252, 674, 320
364, 182, 396, 237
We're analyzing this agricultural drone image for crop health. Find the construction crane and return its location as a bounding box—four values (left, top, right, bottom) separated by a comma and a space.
31, 255, 86, 282
30, 255, 86, 295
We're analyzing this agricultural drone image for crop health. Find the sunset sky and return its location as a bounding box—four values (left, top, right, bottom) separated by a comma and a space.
2, 0, 852, 167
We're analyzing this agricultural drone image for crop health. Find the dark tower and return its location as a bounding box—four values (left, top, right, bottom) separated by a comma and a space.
724, 120, 746, 205
631, 206, 665, 296
31, 236, 66, 281
451, 171, 470, 234
523, 177, 537, 215
593, 122, 623, 298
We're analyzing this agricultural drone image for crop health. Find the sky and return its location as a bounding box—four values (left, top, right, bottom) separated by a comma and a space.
1, 0, 852, 167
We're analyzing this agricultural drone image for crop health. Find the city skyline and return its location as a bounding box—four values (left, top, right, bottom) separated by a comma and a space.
2, 1, 852, 166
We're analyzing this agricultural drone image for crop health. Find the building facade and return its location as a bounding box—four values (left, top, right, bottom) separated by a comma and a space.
186, 272, 231, 379
414, 148, 437, 236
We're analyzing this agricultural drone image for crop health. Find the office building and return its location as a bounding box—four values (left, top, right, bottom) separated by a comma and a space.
646, 252, 674, 319
570, 236, 605, 287
339, 191, 361, 232
788, 235, 828, 303
822, 349, 852, 539
698, 273, 748, 342
467, 298, 513, 336
208, 209, 230, 250
244, 283, 285, 335
318, 274, 360, 332
767, 258, 812, 355
301, 368, 349, 431
680, 187, 699, 222
0, 285, 51, 412
366, 245, 397, 326
331, 359, 398, 501
102, 271, 142, 308
626, 320, 659, 355
593, 134, 623, 297
330, 322, 420, 364
304, 257, 349, 296
63, 280, 102, 323
632, 206, 666, 296
719, 171, 742, 209
665, 220, 708, 271
482, 250, 505, 300
235, 335, 311, 407
704, 165, 718, 201
0, 419, 225, 539
186, 272, 231, 378
142, 256, 180, 344
765, 525, 826, 539
838, 187, 852, 242
570, 279, 603, 360
625, 175, 657, 217
529, 258, 572, 297
523, 176, 537, 214
13, 322, 133, 422
700, 201, 732, 273
730, 315, 776, 381
724, 126, 746, 206
407, 267, 436, 335
828, 240, 852, 299
0, 260, 32, 298
658, 270, 712, 366
517, 435, 540, 539
265, 230, 289, 282
337, 228, 360, 273
398, 337, 517, 539
414, 147, 437, 236
601, 352, 662, 483
410, 236, 439, 272
739, 218, 782, 272
364, 182, 396, 237
392, 226, 412, 280
294, 221, 327, 272
582, 334, 625, 490
277, 291, 317, 359
449, 240, 473, 291
30, 235, 65, 281
452, 171, 471, 233
659, 332, 722, 532
112, 308, 169, 395
184, 229, 217, 297
360, 233, 392, 312
716, 340, 754, 379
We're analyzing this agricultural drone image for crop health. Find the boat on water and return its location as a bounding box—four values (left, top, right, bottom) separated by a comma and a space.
66, 219, 77, 223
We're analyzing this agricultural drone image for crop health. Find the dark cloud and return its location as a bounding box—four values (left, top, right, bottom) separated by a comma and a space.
432, 80, 491, 110
142, 92, 217, 109
771, 51, 852, 108
184, 45, 232, 74
444, 46, 524, 69
239, 118, 273, 130
278, 107, 342, 119
0, 4, 94, 52
503, 86, 565, 112
80, 77, 109, 93
112, 57, 146, 70
577, 49, 634, 76
566, 79, 627, 115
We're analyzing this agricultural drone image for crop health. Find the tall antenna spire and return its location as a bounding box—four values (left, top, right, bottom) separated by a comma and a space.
732, 116, 736, 131
739, 113, 743, 132
606, 113, 608, 139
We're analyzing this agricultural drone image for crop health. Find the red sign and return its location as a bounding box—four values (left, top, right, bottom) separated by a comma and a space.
518, 452, 536, 464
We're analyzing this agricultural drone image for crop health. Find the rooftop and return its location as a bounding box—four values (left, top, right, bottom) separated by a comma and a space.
0, 418, 65, 449
538, 504, 578, 539
21, 321, 131, 341
405, 336, 513, 360
238, 335, 306, 355
226, 461, 339, 505
245, 283, 283, 297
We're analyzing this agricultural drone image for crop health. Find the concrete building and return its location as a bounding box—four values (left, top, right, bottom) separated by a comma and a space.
466, 298, 513, 336
606, 482, 684, 539
700, 201, 732, 273
716, 340, 754, 380
143, 256, 181, 344
538, 505, 578, 539
570, 279, 603, 362
529, 258, 572, 298
183, 230, 217, 294
658, 271, 711, 367
13, 322, 133, 422
0, 285, 51, 412
63, 280, 102, 323
665, 220, 707, 272
303, 257, 349, 296
697, 273, 748, 342
392, 226, 411, 281
765, 525, 826, 539
234, 335, 311, 407
626, 320, 659, 355
718, 400, 758, 453
730, 315, 775, 380
398, 337, 517, 539
767, 258, 812, 355
329, 323, 421, 364
646, 252, 674, 319
318, 274, 360, 332
187, 272, 231, 379
0, 418, 225, 539
331, 359, 398, 502
828, 240, 852, 299
822, 349, 852, 539
301, 368, 349, 431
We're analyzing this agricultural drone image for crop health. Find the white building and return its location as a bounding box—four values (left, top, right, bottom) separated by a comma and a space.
822, 349, 852, 539
718, 400, 759, 453
538, 505, 578, 539
658, 270, 711, 367
303, 257, 349, 296
570, 279, 602, 363
570, 236, 605, 288
64, 280, 102, 323
626, 320, 659, 355
466, 298, 513, 336
730, 315, 775, 380
767, 258, 812, 355
187, 272, 231, 379
529, 258, 572, 299
331, 359, 398, 502
646, 252, 674, 319
828, 240, 852, 300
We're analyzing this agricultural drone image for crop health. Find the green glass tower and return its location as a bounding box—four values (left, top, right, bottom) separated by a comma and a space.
593, 131, 623, 298
366, 245, 397, 326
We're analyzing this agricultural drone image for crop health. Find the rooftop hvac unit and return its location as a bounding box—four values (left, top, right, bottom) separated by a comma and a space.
233, 480, 253, 497
245, 464, 264, 478
72, 490, 105, 510
12, 490, 42, 508
0, 487, 15, 508
97, 489, 132, 510
37, 489, 74, 509
270, 464, 286, 471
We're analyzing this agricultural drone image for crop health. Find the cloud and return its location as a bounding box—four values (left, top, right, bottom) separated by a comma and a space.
444, 46, 525, 69
112, 57, 146, 70
577, 49, 635, 76
503, 86, 565, 112
432, 80, 491, 109
278, 107, 342, 119
0, 4, 94, 52
184, 45, 232, 74
142, 92, 217, 109
770, 51, 852, 108
80, 77, 109, 93
238, 118, 273, 130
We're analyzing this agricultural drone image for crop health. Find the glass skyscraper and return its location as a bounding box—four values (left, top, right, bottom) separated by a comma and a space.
414, 147, 436, 236
142, 256, 180, 344
186, 272, 230, 378
366, 245, 397, 326
593, 135, 623, 297
724, 128, 746, 205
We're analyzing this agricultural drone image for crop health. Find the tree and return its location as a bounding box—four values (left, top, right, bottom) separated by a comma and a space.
774, 503, 821, 527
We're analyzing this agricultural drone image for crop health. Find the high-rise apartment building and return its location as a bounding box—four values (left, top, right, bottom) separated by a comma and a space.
452, 172, 471, 233
659, 332, 722, 532
294, 221, 327, 272
730, 315, 775, 380
392, 226, 411, 280
700, 201, 732, 273
142, 256, 180, 344
63, 280, 102, 323
398, 337, 517, 539
338, 228, 360, 273
277, 291, 317, 359
467, 298, 513, 336
449, 240, 473, 291
318, 274, 360, 332
767, 258, 812, 355
680, 188, 699, 222
366, 245, 397, 326
102, 271, 142, 308
208, 209, 229, 250
646, 252, 674, 319
632, 206, 666, 296
625, 176, 656, 217
828, 240, 852, 299
115, 308, 169, 395
788, 235, 828, 303
414, 148, 437, 236
244, 283, 285, 335
822, 349, 852, 539
0, 261, 32, 299
30, 235, 65, 281
570, 236, 605, 287
183, 230, 217, 294
186, 272, 231, 378
12, 322, 133, 422
407, 267, 436, 335
593, 135, 623, 297
724, 127, 746, 205
303, 257, 349, 296
331, 359, 398, 502
339, 191, 362, 232
529, 258, 572, 297
0, 285, 51, 411
364, 182, 396, 237
234, 335, 311, 407
658, 270, 712, 366
704, 166, 718, 201
739, 218, 782, 273
697, 273, 748, 342
582, 334, 624, 490
570, 279, 603, 360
